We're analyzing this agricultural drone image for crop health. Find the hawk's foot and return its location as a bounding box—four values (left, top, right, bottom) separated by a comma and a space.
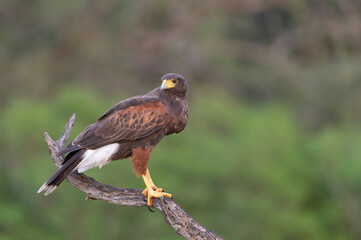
142, 168, 172, 207
142, 186, 172, 207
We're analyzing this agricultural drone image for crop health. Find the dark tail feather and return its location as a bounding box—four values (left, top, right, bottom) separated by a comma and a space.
37, 149, 84, 195
58, 141, 82, 162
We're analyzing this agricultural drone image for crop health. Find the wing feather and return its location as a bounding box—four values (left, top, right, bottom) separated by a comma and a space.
73, 100, 171, 149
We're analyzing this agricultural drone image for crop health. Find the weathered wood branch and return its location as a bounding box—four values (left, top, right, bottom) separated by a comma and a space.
44, 114, 223, 240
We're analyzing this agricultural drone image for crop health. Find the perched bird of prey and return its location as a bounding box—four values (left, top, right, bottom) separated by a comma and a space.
38, 73, 189, 206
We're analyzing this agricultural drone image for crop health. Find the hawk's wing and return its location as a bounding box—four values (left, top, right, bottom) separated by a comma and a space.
71, 100, 171, 150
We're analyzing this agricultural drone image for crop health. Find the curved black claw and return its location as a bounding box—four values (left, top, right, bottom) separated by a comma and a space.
142, 193, 155, 212
147, 205, 155, 212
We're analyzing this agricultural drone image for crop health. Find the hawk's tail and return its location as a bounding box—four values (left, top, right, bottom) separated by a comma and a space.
37, 149, 84, 195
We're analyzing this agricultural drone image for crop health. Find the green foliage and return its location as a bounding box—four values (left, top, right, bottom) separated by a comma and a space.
2, 0, 361, 130
0, 87, 359, 240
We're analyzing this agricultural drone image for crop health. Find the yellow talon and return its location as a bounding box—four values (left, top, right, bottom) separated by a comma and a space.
142, 187, 164, 197
143, 187, 172, 207
142, 169, 172, 207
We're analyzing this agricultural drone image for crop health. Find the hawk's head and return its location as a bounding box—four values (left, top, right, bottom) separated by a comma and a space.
161, 73, 188, 97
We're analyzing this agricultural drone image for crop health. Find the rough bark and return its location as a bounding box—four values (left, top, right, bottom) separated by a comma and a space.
44, 113, 223, 240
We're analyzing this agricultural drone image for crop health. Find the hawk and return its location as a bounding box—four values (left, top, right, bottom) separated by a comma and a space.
38, 73, 189, 206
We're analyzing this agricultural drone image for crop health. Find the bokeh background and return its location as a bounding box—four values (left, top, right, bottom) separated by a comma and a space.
1, 0, 361, 239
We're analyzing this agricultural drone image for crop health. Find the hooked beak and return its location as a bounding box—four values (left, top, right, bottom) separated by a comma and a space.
161, 81, 168, 90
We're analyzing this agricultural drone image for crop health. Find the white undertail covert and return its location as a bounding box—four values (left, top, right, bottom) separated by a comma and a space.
76, 143, 119, 173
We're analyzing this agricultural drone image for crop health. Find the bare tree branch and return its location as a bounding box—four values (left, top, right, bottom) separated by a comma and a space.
44, 113, 223, 240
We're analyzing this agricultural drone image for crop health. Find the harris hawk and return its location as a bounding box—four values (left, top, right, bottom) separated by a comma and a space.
38, 73, 189, 206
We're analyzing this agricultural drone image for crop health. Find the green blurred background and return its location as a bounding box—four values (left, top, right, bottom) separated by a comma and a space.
1, 1, 361, 239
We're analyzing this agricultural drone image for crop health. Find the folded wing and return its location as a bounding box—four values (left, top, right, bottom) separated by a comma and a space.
72, 101, 171, 149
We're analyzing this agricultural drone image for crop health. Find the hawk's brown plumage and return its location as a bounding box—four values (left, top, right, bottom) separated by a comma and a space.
38, 73, 189, 198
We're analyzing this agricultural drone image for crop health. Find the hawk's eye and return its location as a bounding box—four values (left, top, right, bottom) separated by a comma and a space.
172, 79, 178, 84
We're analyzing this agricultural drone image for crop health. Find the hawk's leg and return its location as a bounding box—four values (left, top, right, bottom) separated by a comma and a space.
142, 168, 172, 207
